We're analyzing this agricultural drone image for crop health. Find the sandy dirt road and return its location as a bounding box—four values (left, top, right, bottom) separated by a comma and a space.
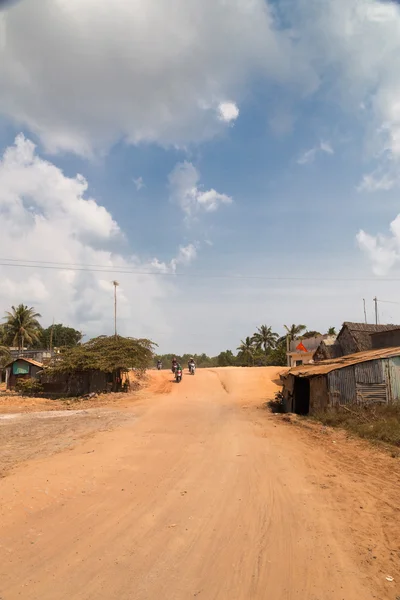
0, 367, 399, 600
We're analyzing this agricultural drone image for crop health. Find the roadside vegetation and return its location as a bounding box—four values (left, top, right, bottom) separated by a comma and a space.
0, 304, 82, 351
312, 404, 400, 448
158, 323, 336, 368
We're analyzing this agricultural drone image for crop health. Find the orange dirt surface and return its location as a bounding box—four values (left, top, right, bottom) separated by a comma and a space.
0, 367, 399, 600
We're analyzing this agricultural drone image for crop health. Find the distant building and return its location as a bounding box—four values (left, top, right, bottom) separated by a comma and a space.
287, 335, 332, 368
335, 322, 400, 355
371, 327, 400, 350
312, 323, 400, 363
8, 348, 58, 364
281, 346, 400, 415
4, 358, 43, 390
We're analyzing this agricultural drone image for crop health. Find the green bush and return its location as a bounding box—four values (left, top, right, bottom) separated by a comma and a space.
15, 378, 44, 396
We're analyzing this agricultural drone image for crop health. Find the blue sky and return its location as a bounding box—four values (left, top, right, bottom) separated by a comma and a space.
1, 0, 400, 354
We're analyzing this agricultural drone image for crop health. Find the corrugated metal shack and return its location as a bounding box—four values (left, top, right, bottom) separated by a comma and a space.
281, 347, 400, 415
38, 369, 112, 396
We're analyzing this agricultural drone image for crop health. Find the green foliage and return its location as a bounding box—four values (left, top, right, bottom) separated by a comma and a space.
327, 326, 337, 335
217, 350, 236, 367
266, 341, 287, 367
284, 324, 307, 341
155, 353, 218, 368
302, 330, 322, 339
33, 324, 83, 349
15, 378, 44, 396
237, 337, 255, 366
0, 345, 11, 367
50, 335, 156, 373
252, 325, 279, 354
2, 304, 42, 350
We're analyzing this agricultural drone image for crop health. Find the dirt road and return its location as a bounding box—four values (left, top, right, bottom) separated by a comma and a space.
0, 368, 399, 600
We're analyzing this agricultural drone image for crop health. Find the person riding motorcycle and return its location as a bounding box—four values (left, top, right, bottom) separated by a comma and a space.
188, 358, 196, 373
171, 357, 178, 373
157, 359, 162, 370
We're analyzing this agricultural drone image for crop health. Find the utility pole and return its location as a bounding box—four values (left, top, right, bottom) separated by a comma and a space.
49, 318, 55, 355
363, 299, 367, 324
373, 297, 378, 325
113, 281, 119, 337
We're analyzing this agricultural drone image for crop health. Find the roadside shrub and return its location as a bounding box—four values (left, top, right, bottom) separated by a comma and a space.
15, 378, 44, 396
267, 391, 286, 413
312, 404, 400, 447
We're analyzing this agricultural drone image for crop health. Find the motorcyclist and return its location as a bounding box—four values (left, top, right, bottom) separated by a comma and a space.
157, 359, 162, 370
171, 357, 177, 373
188, 357, 196, 372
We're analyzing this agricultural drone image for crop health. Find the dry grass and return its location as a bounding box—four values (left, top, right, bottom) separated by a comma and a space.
312, 404, 400, 448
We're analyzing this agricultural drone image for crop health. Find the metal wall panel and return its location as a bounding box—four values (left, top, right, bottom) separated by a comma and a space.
354, 360, 384, 384
356, 383, 387, 404
384, 357, 400, 403
327, 366, 356, 406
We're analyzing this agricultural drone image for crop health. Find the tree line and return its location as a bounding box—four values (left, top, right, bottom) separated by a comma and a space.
157, 324, 337, 369
0, 303, 337, 370
0, 304, 83, 352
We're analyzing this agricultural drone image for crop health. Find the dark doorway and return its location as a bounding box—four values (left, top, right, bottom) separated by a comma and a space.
294, 377, 310, 415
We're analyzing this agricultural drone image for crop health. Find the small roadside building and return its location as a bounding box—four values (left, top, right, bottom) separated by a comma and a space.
335, 322, 400, 356
38, 369, 112, 396
281, 346, 400, 415
371, 327, 400, 350
4, 358, 43, 390
287, 335, 325, 368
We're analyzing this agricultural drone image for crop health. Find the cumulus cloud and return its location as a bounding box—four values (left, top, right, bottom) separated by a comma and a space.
169, 161, 232, 217
357, 219, 400, 276
218, 102, 240, 123
0, 135, 199, 341
0, 0, 311, 155
151, 243, 197, 274
297, 141, 334, 165
288, 0, 400, 165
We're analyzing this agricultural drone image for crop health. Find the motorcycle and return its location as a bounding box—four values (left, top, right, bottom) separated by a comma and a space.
175, 368, 182, 383
157, 362, 162, 370
189, 363, 196, 375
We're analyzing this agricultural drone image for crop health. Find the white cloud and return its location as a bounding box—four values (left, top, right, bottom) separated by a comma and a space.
357, 222, 400, 276
218, 102, 240, 124
357, 170, 397, 193
0, 134, 178, 341
133, 177, 145, 191
289, 0, 400, 165
169, 161, 232, 217
0, 0, 312, 155
320, 141, 334, 155
297, 141, 334, 165
150, 243, 197, 274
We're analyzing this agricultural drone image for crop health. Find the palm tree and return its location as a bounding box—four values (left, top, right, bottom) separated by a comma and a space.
3, 305, 42, 351
252, 325, 279, 354
284, 323, 307, 341
327, 326, 336, 336
0, 346, 11, 367
237, 337, 255, 366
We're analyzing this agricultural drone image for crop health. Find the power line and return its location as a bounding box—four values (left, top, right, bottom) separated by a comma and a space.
2, 257, 400, 282
376, 299, 400, 306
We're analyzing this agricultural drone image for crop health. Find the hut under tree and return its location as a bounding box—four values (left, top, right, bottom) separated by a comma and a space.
39, 335, 156, 396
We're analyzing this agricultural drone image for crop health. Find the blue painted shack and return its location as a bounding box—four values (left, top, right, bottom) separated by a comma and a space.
281, 347, 400, 415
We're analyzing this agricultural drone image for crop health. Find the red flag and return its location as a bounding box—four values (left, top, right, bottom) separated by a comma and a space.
296, 342, 308, 352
